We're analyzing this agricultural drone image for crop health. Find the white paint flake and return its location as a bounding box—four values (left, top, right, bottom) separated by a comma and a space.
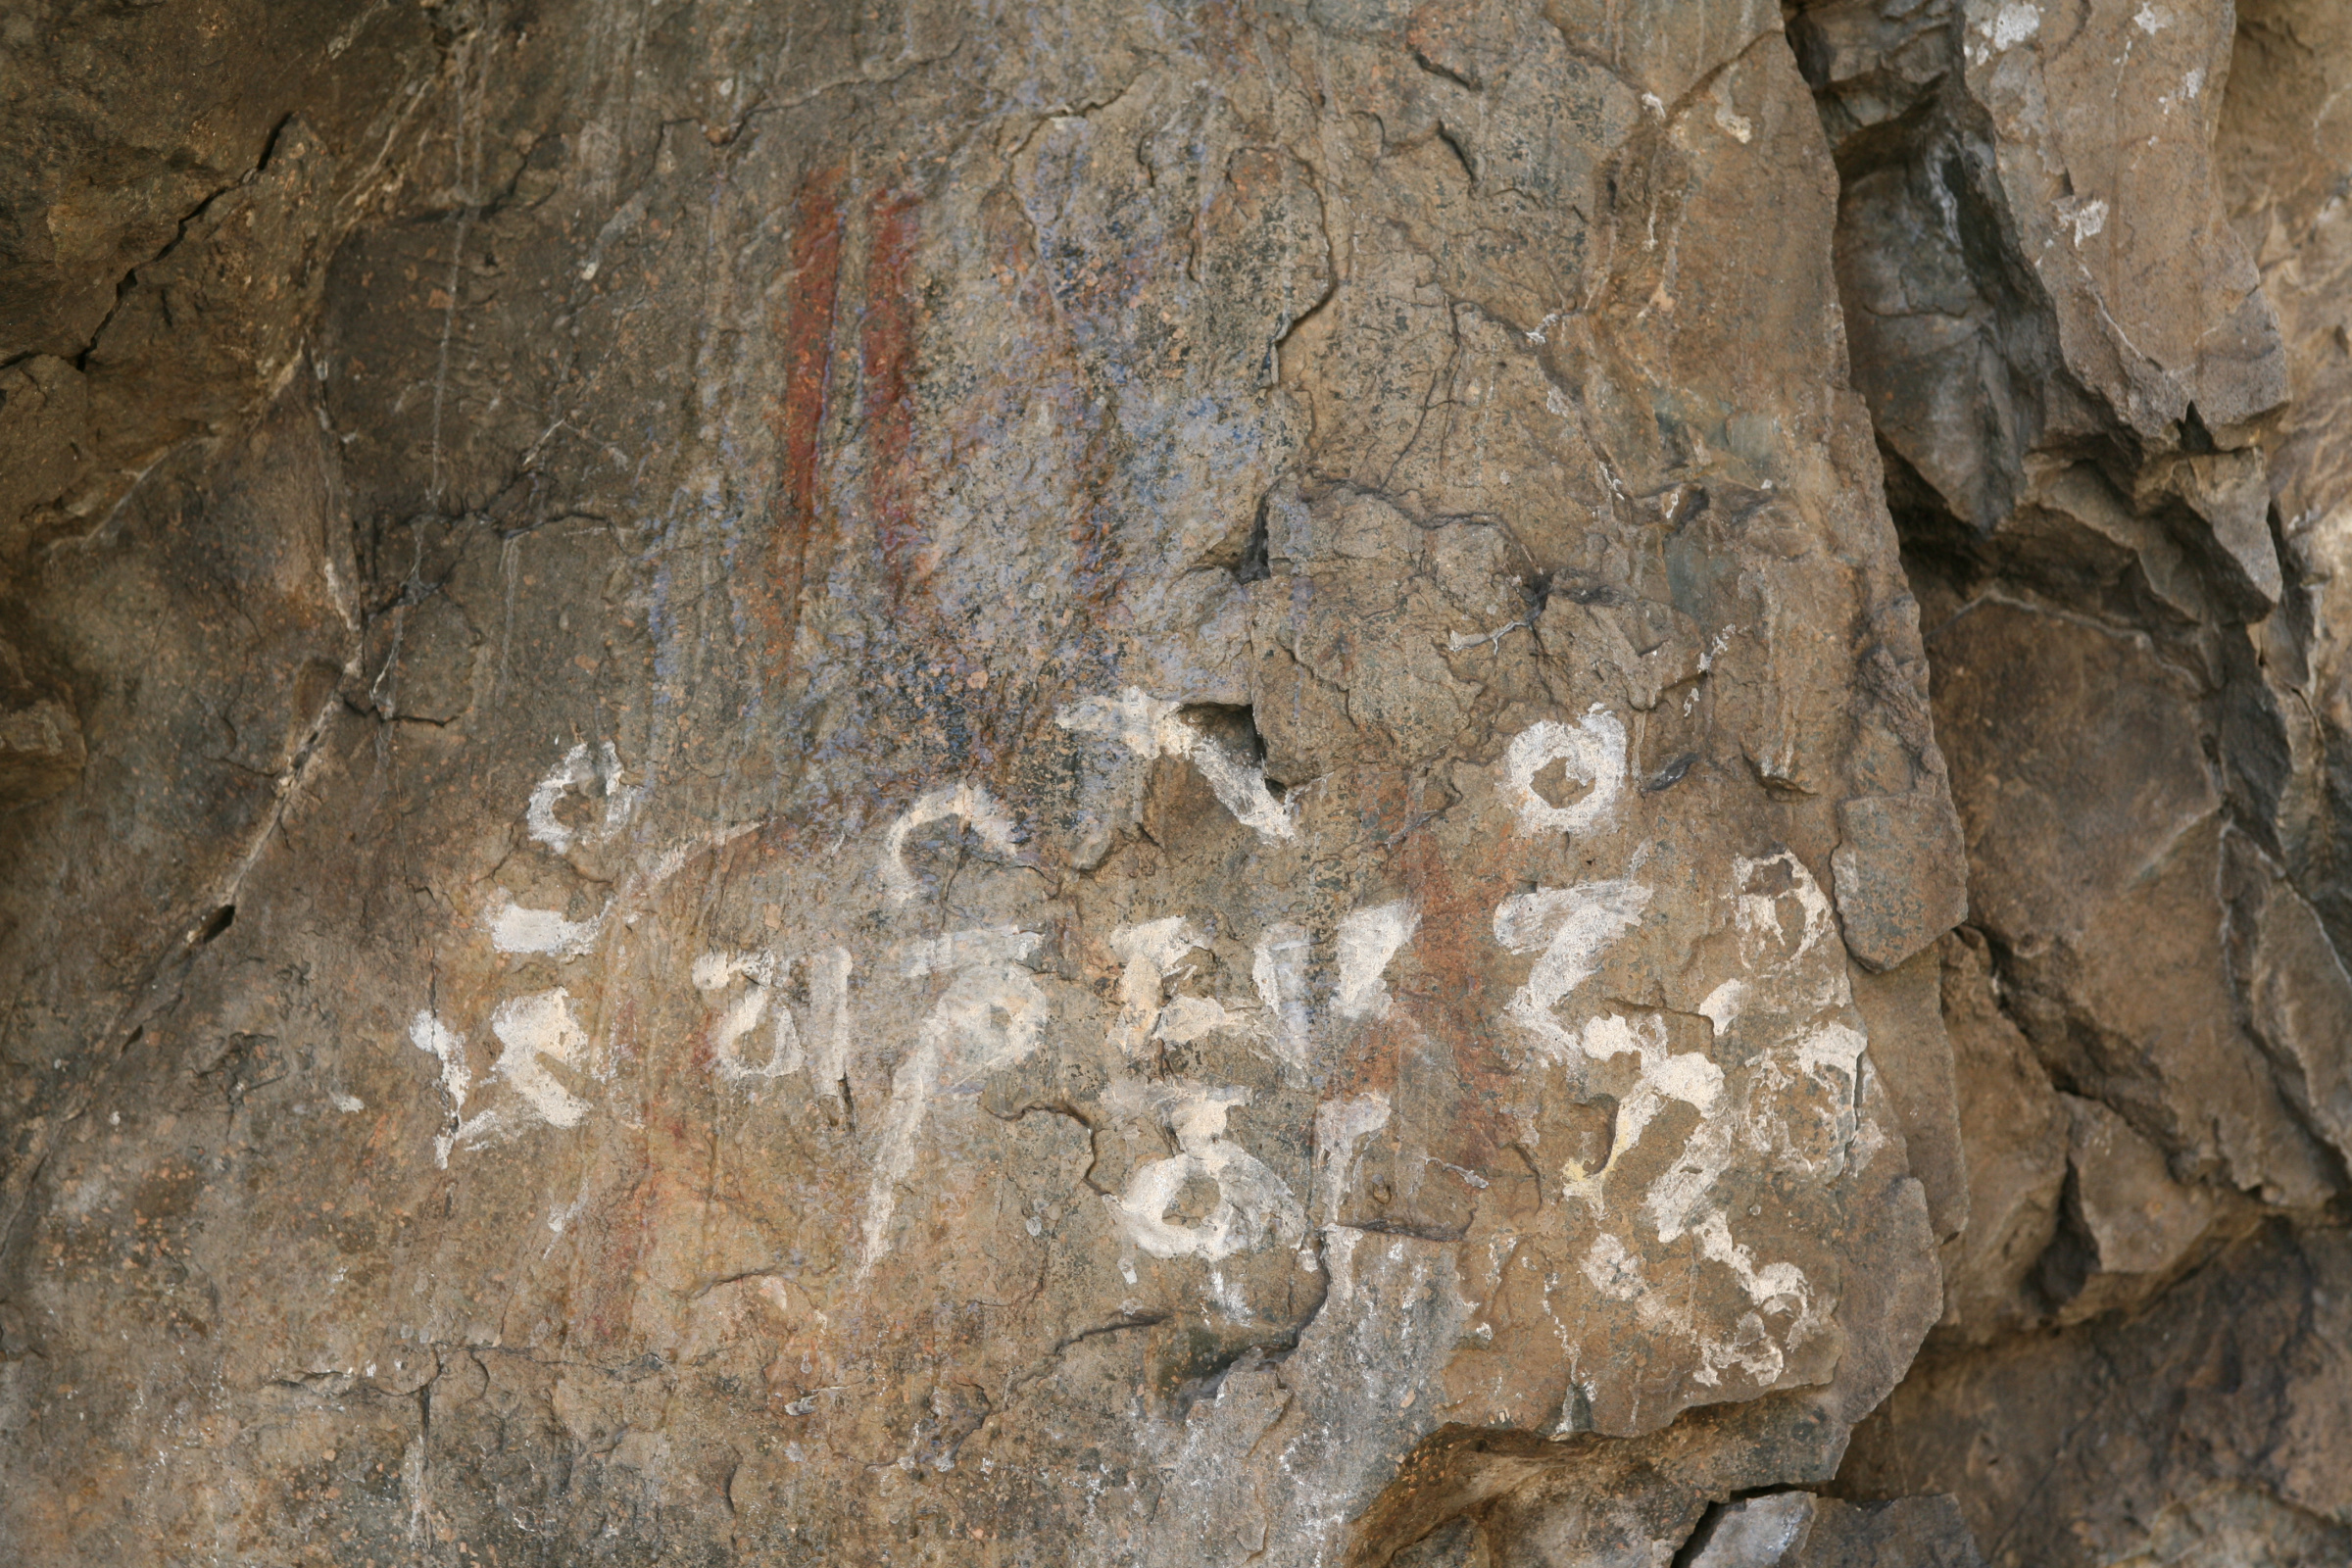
1581, 1232, 1648, 1301
1698, 977, 1750, 1034
1313, 1092, 1392, 1225
798, 946, 855, 1085
411, 1011, 470, 1107
1186, 743, 1296, 840
488, 988, 591, 1129
1152, 994, 1251, 1045
1054, 684, 1175, 757
1333, 901, 1419, 1021
1693, 1210, 1808, 1314
1647, 853, 1869, 1224
410, 1010, 470, 1167
1107, 916, 1208, 1061
1055, 687, 1296, 840
1639, 1085, 1738, 1248
1577, 1140, 1824, 1394
1501, 709, 1629, 837
1990, 2, 2040, 49
1795, 1019, 1867, 1086
1688, 1209, 1821, 1389
2059, 196, 2109, 246
1465, 841, 1869, 1411
486, 894, 608, 957
1726, 850, 1847, 1011
694, 954, 771, 1068
879, 782, 1023, 906
436, 988, 592, 1152
1563, 1013, 1724, 1194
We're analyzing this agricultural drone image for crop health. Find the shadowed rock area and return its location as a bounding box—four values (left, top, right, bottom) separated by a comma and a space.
0, 0, 2342, 1563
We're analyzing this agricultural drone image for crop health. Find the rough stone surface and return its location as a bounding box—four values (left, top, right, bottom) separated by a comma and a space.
1848, 945, 1969, 1243
1837, 1223, 2352, 1568
1928, 929, 2066, 1342
6, 0, 2352, 1564
1797, 1, 2352, 1563
0, 637, 83, 808
1687, 1491, 1985, 1568
1831, 790, 1969, 974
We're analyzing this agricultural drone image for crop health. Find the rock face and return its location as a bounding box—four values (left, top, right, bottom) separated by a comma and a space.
0, 2, 2342, 1567
1792, 1, 2352, 1564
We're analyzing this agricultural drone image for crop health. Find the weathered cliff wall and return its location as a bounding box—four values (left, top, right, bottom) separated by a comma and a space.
0, 1, 2342, 1564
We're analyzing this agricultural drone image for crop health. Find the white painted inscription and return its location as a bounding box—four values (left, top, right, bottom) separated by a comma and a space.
526, 740, 639, 855
858, 927, 1050, 1277
1056, 687, 1296, 841
880, 782, 1023, 906
692, 946, 854, 1083
1493, 879, 1652, 1056
1111, 1079, 1308, 1262
1501, 707, 1628, 837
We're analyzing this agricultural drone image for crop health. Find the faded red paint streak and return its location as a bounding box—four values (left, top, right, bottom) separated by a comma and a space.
575, 1158, 652, 1348
861, 191, 925, 600
1064, 445, 1126, 615
754, 165, 846, 694
1399, 817, 1521, 1175
1311, 772, 1519, 1177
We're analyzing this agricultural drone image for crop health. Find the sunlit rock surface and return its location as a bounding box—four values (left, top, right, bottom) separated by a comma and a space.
0, 1, 2345, 1564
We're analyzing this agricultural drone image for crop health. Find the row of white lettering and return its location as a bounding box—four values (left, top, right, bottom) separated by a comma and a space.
409, 697, 1860, 1376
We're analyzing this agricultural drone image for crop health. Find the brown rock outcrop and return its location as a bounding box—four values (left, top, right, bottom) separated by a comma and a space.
1792, 1, 2352, 1563
2, 0, 2347, 1564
